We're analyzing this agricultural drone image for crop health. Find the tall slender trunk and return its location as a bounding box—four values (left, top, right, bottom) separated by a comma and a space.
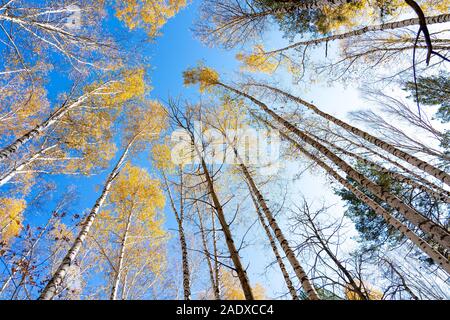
120, 272, 128, 300
178, 224, 191, 300
265, 14, 450, 55
248, 190, 299, 300
307, 132, 450, 203
219, 126, 311, 299
382, 258, 419, 300
197, 206, 221, 300
0, 84, 108, 163
162, 170, 191, 300
199, 156, 254, 300
258, 115, 450, 273
177, 222, 190, 300
110, 209, 134, 300
235, 149, 318, 299
178, 169, 191, 301
219, 82, 450, 249
38, 137, 135, 300
250, 83, 450, 186
216, 0, 355, 33
0, 144, 58, 187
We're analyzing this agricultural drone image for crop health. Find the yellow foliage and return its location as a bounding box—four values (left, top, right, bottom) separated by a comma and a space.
212, 95, 248, 130
420, 0, 450, 13
282, 56, 303, 77
47, 68, 150, 176
183, 66, 219, 92
60, 110, 118, 174
0, 68, 50, 141
236, 45, 278, 74
115, 0, 188, 37
316, 0, 450, 34
49, 221, 74, 243
0, 198, 26, 246
236, 45, 304, 77
317, 1, 366, 33
92, 164, 168, 292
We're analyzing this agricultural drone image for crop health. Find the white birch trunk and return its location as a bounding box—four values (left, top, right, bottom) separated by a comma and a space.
38, 137, 135, 300
268, 119, 450, 274
252, 84, 450, 186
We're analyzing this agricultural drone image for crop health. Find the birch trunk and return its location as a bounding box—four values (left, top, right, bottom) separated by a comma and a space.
178, 220, 191, 300
251, 83, 450, 186
248, 191, 300, 300
332, 132, 450, 199
197, 207, 221, 300
0, 84, 109, 162
236, 152, 319, 299
219, 83, 450, 248
221, 128, 313, 299
110, 209, 134, 300
265, 14, 450, 55
120, 273, 128, 300
199, 156, 254, 300
211, 208, 221, 299
260, 116, 450, 273
38, 137, 135, 300
275, 0, 355, 9
177, 170, 191, 300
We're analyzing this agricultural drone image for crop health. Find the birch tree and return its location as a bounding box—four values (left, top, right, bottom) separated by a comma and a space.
152, 143, 192, 300
38, 100, 167, 300
90, 164, 167, 300
166, 101, 256, 300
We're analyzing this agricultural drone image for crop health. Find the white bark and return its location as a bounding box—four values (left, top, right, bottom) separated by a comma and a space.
260, 115, 450, 274
252, 84, 450, 186
110, 209, 134, 300
0, 83, 112, 162
0, 145, 58, 187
